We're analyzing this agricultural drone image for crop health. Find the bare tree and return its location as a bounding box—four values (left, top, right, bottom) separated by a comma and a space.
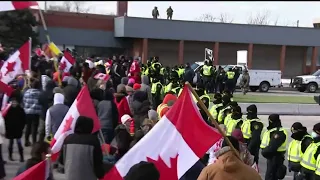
196, 13, 216, 22
48, 5, 70, 12
247, 10, 271, 25
217, 13, 234, 23
73, 1, 90, 13
273, 16, 279, 25
63, 1, 72, 12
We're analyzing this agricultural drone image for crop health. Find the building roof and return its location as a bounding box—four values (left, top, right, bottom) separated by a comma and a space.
114, 16, 320, 47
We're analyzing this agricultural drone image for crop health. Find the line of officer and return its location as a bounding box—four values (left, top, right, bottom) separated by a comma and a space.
241, 104, 264, 165
260, 114, 288, 180
287, 122, 313, 180
300, 123, 320, 180
225, 105, 243, 136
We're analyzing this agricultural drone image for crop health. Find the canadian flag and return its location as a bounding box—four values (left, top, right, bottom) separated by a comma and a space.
50, 85, 101, 161
13, 159, 50, 180
0, 1, 38, 12
103, 85, 222, 180
0, 39, 31, 108
0, 39, 31, 85
94, 73, 110, 81
59, 51, 75, 73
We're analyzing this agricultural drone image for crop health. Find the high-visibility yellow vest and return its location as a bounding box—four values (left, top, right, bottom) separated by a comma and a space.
202, 65, 212, 76
315, 154, 320, 176
160, 67, 165, 75
287, 135, 312, 163
209, 103, 223, 120
178, 68, 184, 77
241, 118, 261, 139
144, 68, 149, 76
224, 113, 232, 126
226, 118, 242, 136
217, 107, 230, 124
226, 71, 235, 79
300, 142, 320, 171
164, 83, 173, 93
151, 82, 162, 94
260, 127, 288, 152
200, 94, 211, 102
152, 62, 161, 70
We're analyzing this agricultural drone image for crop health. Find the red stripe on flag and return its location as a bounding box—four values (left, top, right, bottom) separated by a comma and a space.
12, 1, 38, 10
0, 81, 14, 97
63, 51, 75, 65
19, 39, 31, 71
13, 160, 46, 180
165, 85, 222, 158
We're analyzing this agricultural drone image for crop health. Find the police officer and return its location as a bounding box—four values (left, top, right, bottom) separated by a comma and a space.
261, 114, 288, 180
225, 106, 243, 136
151, 77, 163, 109
225, 67, 235, 93
215, 66, 225, 93
287, 122, 313, 180
201, 60, 213, 93
316, 154, 320, 179
241, 104, 264, 165
300, 123, 320, 180
209, 93, 223, 120
216, 95, 231, 124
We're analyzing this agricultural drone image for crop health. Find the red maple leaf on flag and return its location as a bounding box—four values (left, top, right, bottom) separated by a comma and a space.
59, 61, 67, 71
5, 61, 16, 75
62, 116, 74, 133
147, 154, 179, 180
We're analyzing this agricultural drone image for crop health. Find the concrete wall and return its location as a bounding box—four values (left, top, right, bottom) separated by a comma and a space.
252, 44, 281, 70
38, 27, 132, 48
184, 41, 213, 65
219, 43, 249, 65
148, 39, 179, 66
115, 16, 320, 46
284, 46, 306, 77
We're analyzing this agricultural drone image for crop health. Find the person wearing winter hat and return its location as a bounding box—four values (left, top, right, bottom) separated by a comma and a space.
261, 114, 288, 180
287, 122, 313, 178
241, 104, 263, 165
133, 83, 141, 91
231, 129, 255, 168
156, 94, 177, 119
300, 122, 320, 179
148, 110, 158, 122
225, 105, 243, 136
198, 136, 261, 180
215, 95, 231, 124
124, 161, 159, 180
121, 114, 135, 136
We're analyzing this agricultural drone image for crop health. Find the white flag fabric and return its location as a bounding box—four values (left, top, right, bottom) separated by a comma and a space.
59, 51, 75, 73
103, 85, 222, 180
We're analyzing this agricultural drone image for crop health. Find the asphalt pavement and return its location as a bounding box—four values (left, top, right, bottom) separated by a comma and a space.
4, 115, 319, 180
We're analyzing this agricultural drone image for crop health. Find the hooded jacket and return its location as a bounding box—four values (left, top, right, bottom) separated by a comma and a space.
140, 75, 153, 107
198, 147, 262, 180
38, 80, 56, 119
131, 91, 150, 131
45, 93, 69, 137
63, 78, 80, 107
60, 116, 105, 180
98, 90, 119, 131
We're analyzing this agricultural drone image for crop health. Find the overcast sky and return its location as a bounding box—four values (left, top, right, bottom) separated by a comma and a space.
37, 1, 320, 27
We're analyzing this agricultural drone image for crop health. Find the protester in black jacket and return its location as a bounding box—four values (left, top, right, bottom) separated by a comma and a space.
183, 63, 195, 84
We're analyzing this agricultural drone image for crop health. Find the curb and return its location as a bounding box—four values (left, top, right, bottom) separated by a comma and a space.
239, 103, 320, 116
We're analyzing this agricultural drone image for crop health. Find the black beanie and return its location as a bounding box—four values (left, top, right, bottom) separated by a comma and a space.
222, 95, 231, 104
269, 114, 280, 123
291, 122, 304, 131
124, 161, 160, 180
247, 104, 257, 114
313, 123, 320, 135
222, 136, 240, 152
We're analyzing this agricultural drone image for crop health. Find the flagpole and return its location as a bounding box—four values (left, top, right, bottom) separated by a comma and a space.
185, 82, 240, 158
37, 7, 62, 87
45, 154, 52, 178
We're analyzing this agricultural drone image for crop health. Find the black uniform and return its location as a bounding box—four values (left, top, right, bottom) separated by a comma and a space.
262, 114, 287, 180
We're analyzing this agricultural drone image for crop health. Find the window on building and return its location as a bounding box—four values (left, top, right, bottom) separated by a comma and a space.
74, 46, 127, 58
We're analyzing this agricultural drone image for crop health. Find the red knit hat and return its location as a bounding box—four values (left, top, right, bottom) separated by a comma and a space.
133, 83, 141, 90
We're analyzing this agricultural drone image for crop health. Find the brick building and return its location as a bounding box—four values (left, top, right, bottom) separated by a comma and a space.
32, 1, 320, 77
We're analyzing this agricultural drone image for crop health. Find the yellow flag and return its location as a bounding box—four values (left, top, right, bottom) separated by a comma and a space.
48, 42, 62, 57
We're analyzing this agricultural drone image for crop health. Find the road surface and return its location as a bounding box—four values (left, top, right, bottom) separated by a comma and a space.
5, 115, 319, 180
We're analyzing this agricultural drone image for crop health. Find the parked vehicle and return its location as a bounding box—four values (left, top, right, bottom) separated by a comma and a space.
191, 62, 282, 92
291, 70, 320, 93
